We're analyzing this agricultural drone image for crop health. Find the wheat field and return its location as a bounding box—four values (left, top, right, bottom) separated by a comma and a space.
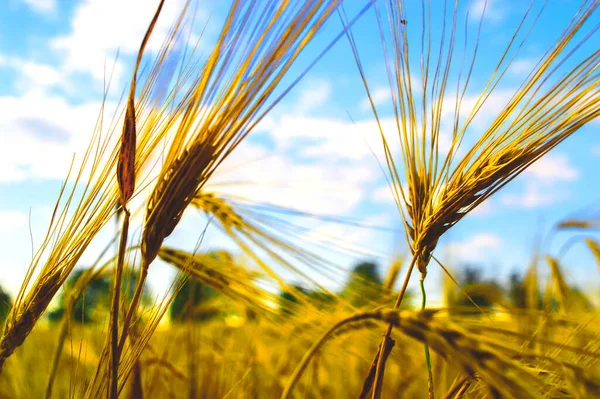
1, 0, 600, 398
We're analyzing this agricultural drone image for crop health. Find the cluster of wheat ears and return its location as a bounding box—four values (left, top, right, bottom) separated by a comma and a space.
1, 0, 600, 398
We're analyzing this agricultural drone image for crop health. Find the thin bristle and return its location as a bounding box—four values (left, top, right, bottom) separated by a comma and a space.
0, 1, 191, 369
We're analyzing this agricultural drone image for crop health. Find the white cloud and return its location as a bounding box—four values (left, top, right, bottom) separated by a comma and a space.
524, 153, 579, 182
469, 0, 505, 23
50, 0, 191, 84
371, 182, 408, 205
0, 262, 24, 297
509, 58, 537, 76
267, 115, 402, 163
372, 184, 396, 204
445, 233, 501, 262
20, 62, 63, 87
499, 154, 577, 209
306, 222, 377, 257
0, 211, 27, 234
361, 87, 391, 110
22, 0, 55, 13
0, 89, 116, 182
206, 141, 376, 215
0, 56, 64, 89
295, 80, 332, 114
501, 181, 562, 208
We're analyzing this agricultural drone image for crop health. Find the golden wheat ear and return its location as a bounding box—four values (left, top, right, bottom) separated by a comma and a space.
345, 0, 600, 288
90, 1, 347, 394
110, 2, 166, 397
0, 1, 192, 373
191, 192, 406, 313
115, 0, 341, 361
158, 246, 277, 316
340, 0, 600, 395
545, 256, 571, 314
139, 0, 340, 273
192, 193, 335, 296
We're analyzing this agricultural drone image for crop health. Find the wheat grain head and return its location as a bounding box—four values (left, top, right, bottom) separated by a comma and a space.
345, 0, 600, 279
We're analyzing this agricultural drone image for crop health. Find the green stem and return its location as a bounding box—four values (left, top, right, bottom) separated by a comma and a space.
110, 208, 131, 399
360, 253, 418, 399
421, 276, 434, 399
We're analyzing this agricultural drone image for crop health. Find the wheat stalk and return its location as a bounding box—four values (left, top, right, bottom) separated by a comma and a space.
117, 0, 341, 352
109, 2, 165, 397
0, 1, 196, 371
340, 1, 600, 394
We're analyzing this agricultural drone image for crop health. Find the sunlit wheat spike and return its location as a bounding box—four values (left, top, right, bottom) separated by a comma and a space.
0, 1, 192, 371
0, 272, 62, 365
158, 246, 275, 315
524, 252, 541, 311
343, 1, 600, 392
118, 0, 340, 353
140, 0, 339, 269
344, 0, 600, 278
116, 0, 164, 205
191, 193, 349, 318
192, 192, 339, 296
384, 258, 403, 290
192, 192, 245, 232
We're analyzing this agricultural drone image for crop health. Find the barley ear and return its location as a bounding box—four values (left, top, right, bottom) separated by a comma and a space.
111, 2, 165, 398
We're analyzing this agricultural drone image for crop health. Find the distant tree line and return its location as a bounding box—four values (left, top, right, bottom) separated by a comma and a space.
0, 258, 594, 326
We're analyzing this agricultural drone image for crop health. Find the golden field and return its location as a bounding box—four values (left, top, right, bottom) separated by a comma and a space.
1, 0, 600, 398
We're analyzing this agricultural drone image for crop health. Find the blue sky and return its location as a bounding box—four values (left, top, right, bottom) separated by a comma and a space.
0, 0, 599, 305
